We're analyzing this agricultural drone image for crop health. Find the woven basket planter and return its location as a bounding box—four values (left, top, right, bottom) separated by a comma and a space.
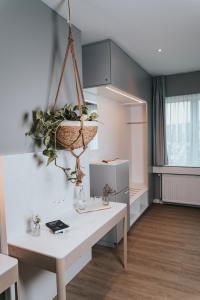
57, 121, 98, 150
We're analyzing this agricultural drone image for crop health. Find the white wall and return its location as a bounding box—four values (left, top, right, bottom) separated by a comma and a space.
87, 96, 148, 186
0, 0, 82, 155
0, 1, 91, 298
129, 104, 148, 185
2, 151, 91, 300
3, 152, 90, 240
88, 96, 129, 162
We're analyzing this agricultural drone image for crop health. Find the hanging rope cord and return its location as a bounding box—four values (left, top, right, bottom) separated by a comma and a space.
53, 0, 87, 184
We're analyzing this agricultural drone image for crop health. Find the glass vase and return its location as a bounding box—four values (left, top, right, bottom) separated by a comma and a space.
74, 185, 87, 210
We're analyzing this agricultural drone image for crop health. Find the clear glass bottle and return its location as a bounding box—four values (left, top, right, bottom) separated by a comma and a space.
102, 195, 110, 206
74, 185, 87, 210
31, 215, 41, 236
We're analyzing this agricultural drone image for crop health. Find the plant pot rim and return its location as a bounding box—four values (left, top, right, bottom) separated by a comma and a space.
60, 120, 98, 127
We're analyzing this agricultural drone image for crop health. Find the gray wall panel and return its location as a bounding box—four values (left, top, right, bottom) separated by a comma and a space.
166, 71, 200, 97
0, 0, 82, 155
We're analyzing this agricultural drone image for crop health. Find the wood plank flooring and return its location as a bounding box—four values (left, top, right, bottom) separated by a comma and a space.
67, 204, 200, 300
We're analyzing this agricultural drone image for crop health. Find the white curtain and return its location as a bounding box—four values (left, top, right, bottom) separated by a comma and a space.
165, 94, 200, 166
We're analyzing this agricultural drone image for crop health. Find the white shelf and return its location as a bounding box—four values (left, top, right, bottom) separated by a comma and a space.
129, 184, 148, 227
90, 159, 128, 166
130, 212, 140, 225
129, 184, 148, 205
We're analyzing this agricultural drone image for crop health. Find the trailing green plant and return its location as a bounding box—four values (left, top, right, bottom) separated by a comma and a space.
25, 104, 98, 183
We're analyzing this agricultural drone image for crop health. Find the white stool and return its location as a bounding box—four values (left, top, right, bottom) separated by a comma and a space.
0, 254, 20, 299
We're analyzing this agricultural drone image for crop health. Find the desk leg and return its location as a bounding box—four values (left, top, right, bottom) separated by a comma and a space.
15, 280, 20, 300
56, 259, 66, 300
15, 264, 20, 300
123, 214, 127, 269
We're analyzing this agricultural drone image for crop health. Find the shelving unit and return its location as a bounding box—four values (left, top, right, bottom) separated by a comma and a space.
129, 185, 148, 226
126, 103, 149, 227
129, 184, 147, 205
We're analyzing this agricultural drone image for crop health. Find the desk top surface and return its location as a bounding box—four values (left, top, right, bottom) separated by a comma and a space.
8, 202, 126, 259
0, 254, 18, 276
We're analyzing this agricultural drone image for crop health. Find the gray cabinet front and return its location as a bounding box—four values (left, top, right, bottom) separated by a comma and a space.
111, 41, 151, 101
116, 161, 129, 192
98, 188, 129, 247
89, 161, 130, 247
82, 39, 151, 102
90, 164, 117, 196
82, 40, 111, 88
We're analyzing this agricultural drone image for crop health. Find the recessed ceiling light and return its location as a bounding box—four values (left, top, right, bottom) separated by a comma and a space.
157, 48, 162, 53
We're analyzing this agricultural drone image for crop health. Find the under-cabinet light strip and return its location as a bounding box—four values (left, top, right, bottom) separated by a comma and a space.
106, 86, 144, 103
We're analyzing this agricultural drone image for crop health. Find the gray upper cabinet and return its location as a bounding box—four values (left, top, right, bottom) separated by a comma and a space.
82, 40, 111, 88
82, 39, 151, 102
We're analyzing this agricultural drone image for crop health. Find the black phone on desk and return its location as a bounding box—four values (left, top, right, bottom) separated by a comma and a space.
45, 220, 69, 234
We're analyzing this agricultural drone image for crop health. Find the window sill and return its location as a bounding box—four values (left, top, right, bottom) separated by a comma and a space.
153, 166, 200, 176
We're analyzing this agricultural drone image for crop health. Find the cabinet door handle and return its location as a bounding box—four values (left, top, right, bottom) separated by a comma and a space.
124, 190, 129, 194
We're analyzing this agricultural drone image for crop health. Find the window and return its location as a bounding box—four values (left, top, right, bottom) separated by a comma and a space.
86, 102, 98, 150
165, 94, 200, 166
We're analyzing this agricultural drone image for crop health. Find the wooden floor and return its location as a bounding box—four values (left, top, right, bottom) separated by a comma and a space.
67, 204, 200, 300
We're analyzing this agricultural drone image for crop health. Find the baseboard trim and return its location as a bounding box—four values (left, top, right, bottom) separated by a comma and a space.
153, 199, 163, 204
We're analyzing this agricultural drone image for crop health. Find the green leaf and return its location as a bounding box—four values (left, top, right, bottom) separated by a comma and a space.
82, 105, 88, 115
36, 111, 43, 120
47, 155, 56, 165
65, 104, 73, 112
73, 105, 79, 111
70, 111, 78, 120
44, 135, 50, 146
70, 171, 77, 175
46, 108, 51, 116
43, 149, 52, 157
42, 149, 57, 165
87, 112, 98, 121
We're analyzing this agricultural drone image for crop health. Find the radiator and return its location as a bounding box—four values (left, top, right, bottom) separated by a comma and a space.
162, 174, 200, 205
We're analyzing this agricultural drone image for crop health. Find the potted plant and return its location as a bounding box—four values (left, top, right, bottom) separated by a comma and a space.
26, 0, 98, 186
26, 104, 98, 185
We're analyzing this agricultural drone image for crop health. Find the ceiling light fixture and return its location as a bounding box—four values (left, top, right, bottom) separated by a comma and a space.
157, 48, 162, 53
106, 86, 144, 104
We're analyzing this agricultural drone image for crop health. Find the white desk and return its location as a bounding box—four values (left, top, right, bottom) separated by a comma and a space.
0, 254, 20, 299
8, 202, 127, 300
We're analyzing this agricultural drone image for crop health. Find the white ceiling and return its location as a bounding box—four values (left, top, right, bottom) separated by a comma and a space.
41, 0, 200, 76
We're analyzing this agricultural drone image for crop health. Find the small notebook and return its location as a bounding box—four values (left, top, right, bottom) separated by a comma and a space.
45, 220, 69, 234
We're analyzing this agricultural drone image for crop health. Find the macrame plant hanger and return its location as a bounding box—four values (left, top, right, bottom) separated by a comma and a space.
53, 0, 87, 186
